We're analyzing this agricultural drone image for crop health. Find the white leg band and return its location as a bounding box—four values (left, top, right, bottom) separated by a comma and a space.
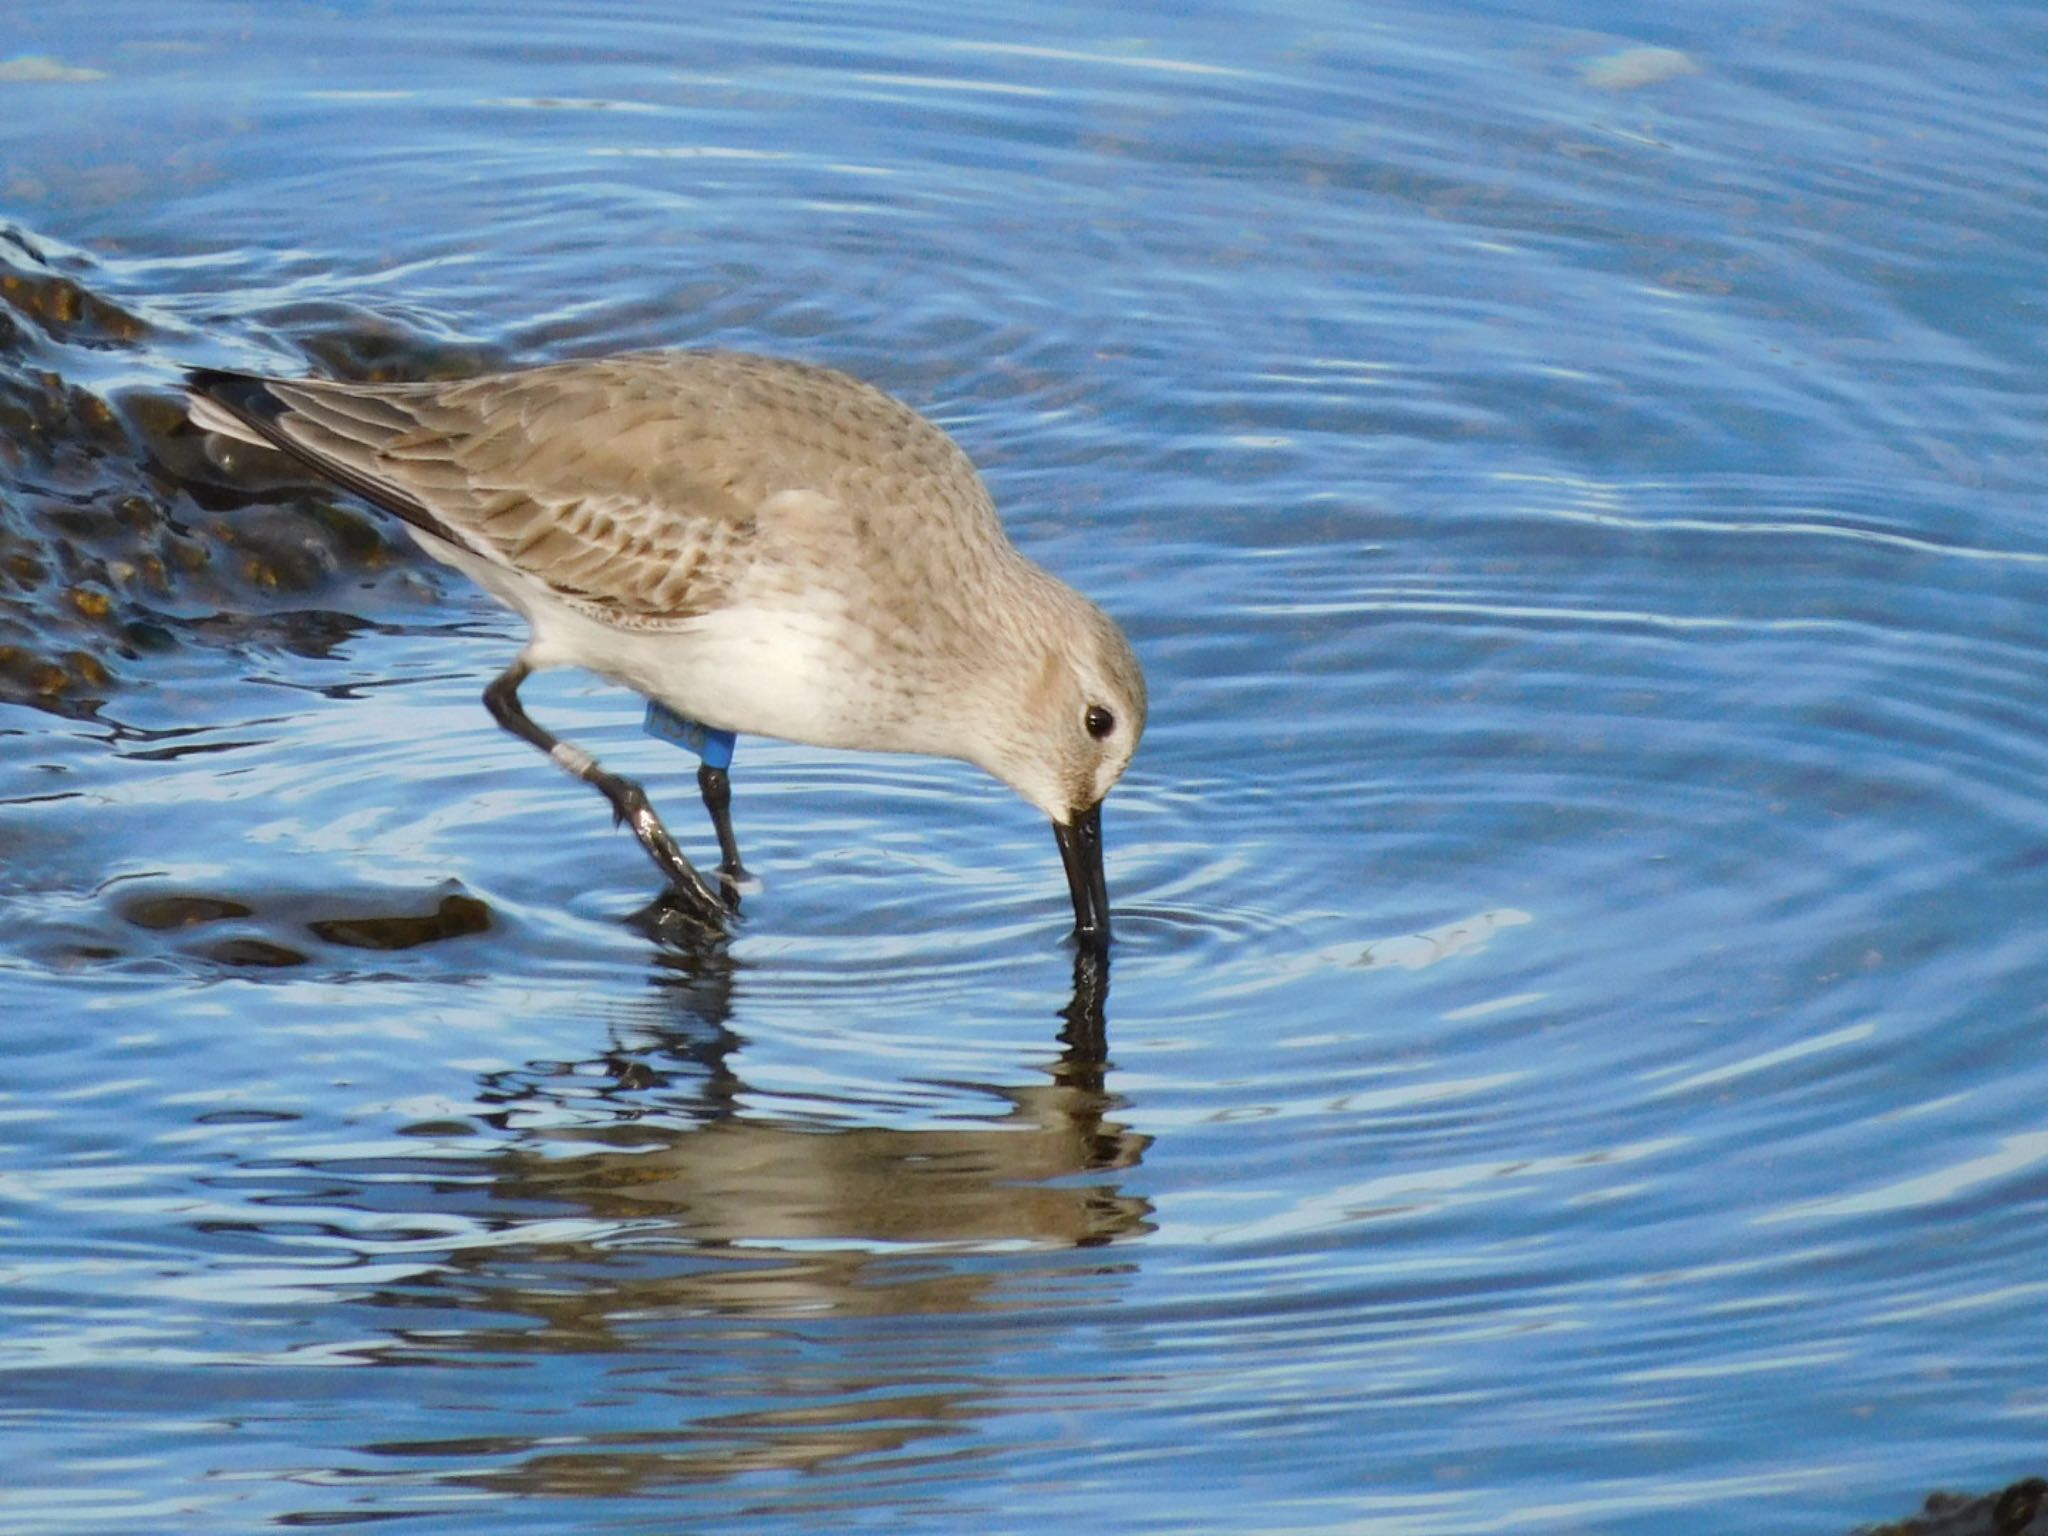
550, 742, 597, 777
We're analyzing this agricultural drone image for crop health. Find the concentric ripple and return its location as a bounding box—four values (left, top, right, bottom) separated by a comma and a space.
6, 3, 2048, 1533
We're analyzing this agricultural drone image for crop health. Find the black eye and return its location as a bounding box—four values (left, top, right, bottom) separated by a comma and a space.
1085, 705, 1115, 740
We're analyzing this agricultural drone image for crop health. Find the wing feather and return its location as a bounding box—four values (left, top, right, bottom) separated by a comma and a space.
188, 357, 768, 619
188, 349, 1008, 627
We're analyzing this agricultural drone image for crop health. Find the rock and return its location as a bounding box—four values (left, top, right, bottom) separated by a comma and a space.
1856, 1478, 2048, 1536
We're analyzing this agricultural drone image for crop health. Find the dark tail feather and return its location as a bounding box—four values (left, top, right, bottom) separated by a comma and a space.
184, 367, 455, 545
187, 367, 291, 433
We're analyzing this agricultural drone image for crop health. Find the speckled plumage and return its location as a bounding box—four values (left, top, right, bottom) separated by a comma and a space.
214, 352, 1004, 619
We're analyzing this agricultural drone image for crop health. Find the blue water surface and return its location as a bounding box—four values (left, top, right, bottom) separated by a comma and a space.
3, 1, 2048, 1531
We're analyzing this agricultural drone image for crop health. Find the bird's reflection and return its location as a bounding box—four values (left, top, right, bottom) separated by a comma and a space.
341, 907, 1151, 1493
467, 898, 1145, 1267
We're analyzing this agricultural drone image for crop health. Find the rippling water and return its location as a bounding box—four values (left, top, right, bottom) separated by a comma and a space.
5, 2, 2048, 1532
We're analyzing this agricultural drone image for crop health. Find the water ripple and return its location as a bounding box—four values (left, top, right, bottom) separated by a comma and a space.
5, 3, 2048, 1532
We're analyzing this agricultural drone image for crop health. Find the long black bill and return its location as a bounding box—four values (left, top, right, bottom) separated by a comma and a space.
1053, 801, 1111, 950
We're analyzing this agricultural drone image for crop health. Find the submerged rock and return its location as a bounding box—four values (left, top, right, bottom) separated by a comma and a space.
95, 881, 496, 972
309, 893, 492, 950
1856, 1479, 2047, 1536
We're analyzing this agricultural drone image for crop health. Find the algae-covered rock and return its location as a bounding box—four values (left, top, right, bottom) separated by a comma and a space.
0, 222, 434, 718
1856, 1478, 2047, 1536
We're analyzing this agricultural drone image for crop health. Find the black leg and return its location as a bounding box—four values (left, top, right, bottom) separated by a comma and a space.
482, 659, 725, 924
697, 762, 748, 907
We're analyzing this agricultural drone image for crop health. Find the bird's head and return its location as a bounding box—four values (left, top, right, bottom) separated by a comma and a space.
964, 577, 1146, 948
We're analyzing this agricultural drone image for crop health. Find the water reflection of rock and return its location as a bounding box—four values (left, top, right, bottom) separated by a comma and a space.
347, 938, 1149, 1494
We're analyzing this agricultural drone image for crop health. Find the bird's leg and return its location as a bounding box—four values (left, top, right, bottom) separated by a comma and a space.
696, 762, 749, 907
482, 660, 726, 924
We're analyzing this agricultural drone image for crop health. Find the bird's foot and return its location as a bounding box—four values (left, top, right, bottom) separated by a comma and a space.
600, 775, 725, 925
716, 862, 761, 912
